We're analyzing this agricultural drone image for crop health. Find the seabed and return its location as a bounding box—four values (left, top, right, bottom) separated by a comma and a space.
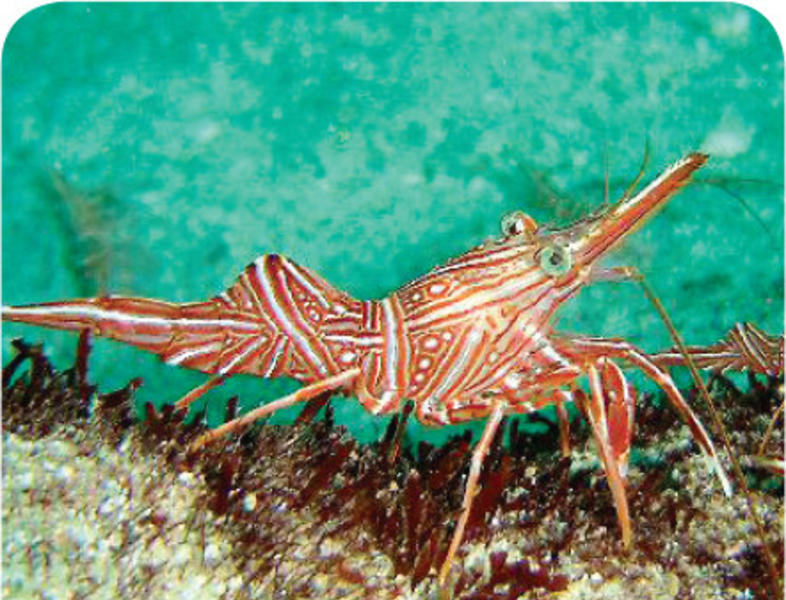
2, 340, 783, 600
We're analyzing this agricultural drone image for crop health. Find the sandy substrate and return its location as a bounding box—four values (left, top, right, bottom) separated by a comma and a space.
3, 410, 782, 599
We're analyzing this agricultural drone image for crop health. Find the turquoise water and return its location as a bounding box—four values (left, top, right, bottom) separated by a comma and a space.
3, 3, 783, 444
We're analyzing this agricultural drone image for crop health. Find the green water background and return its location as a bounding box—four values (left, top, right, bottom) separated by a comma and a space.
3, 3, 783, 444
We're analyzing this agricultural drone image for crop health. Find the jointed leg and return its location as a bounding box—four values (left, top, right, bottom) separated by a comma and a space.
566, 337, 731, 496
175, 374, 227, 409
758, 396, 785, 456
553, 390, 573, 457
190, 368, 360, 451
580, 265, 733, 495
438, 398, 506, 587
574, 361, 635, 547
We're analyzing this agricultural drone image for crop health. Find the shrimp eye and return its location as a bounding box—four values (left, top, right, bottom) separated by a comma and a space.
538, 243, 572, 276
501, 211, 538, 238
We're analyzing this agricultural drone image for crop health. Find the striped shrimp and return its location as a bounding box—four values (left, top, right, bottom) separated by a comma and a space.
3, 152, 735, 585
